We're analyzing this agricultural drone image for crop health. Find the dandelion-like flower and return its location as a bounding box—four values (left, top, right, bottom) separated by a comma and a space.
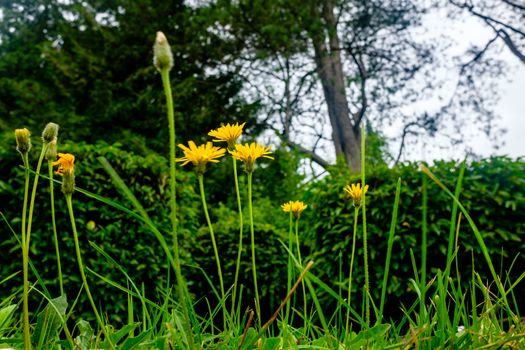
229, 142, 273, 173
176, 141, 226, 174
15, 128, 31, 155
53, 153, 75, 195
208, 122, 246, 150
344, 182, 369, 208
281, 201, 308, 219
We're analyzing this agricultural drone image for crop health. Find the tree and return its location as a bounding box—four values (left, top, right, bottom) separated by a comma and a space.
208, 0, 521, 172
448, 0, 525, 64
212, 0, 437, 171
0, 0, 258, 150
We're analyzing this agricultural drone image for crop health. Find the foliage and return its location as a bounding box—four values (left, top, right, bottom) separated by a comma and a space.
301, 156, 525, 321
0, 0, 259, 152
0, 133, 201, 323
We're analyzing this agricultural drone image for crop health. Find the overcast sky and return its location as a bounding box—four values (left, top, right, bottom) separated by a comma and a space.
392, 7, 525, 163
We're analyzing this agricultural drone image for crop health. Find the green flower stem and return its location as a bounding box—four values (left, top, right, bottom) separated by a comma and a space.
420, 175, 428, 320
26, 144, 47, 248
285, 211, 293, 324
345, 207, 359, 335
48, 161, 63, 296
294, 218, 307, 330
231, 157, 244, 321
360, 126, 370, 328
20, 153, 31, 350
160, 68, 195, 349
160, 69, 180, 269
247, 172, 261, 328
65, 194, 115, 349
197, 173, 226, 327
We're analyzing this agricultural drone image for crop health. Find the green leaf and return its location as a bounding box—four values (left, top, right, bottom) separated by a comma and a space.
33, 295, 68, 349
0, 304, 17, 337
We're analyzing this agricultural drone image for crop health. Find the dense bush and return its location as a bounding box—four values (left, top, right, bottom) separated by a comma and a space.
0, 134, 202, 324
301, 157, 525, 321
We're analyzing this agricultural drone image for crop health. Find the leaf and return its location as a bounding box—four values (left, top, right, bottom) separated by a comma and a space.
75, 319, 95, 350
262, 337, 282, 350
0, 304, 17, 337
33, 295, 68, 349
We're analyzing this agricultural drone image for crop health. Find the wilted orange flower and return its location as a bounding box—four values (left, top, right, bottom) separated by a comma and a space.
53, 153, 75, 176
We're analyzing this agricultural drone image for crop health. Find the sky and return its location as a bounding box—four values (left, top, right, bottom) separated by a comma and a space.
393, 7, 525, 163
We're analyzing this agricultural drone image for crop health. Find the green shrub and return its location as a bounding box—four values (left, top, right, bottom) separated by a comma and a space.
301, 157, 525, 320
0, 135, 201, 324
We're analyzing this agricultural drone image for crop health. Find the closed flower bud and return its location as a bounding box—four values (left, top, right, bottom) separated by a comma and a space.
42, 122, 59, 144
153, 31, 174, 72
15, 128, 31, 155
45, 138, 58, 161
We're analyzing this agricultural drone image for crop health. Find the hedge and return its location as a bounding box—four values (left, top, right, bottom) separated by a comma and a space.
301, 157, 525, 321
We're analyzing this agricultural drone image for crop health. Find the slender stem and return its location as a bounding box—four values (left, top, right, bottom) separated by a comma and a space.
247, 172, 261, 328
231, 157, 244, 321
160, 68, 195, 348
160, 69, 180, 270
420, 175, 428, 320
20, 153, 31, 350
345, 207, 359, 335
197, 173, 226, 328
285, 211, 293, 324
26, 145, 48, 248
294, 218, 307, 330
48, 161, 63, 295
360, 126, 370, 328
65, 194, 115, 349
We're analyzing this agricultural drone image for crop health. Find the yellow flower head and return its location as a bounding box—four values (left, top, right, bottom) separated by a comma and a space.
53, 153, 75, 176
208, 122, 246, 150
176, 141, 226, 173
15, 128, 31, 155
229, 142, 273, 173
281, 200, 308, 219
344, 182, 369, 208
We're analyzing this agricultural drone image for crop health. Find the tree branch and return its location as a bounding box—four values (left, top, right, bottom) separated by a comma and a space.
501, 0, 525, 12
497, 29, 525, 64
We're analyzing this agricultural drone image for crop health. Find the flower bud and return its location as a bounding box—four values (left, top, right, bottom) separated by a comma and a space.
15, 128, 31, 155
62, 171, 75, 195
42, 122, 59, 144
45, 138, 58, 161
153, 31, 174, 72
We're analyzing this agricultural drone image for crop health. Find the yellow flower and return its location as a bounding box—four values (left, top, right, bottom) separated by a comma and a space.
229, 142, 273, 172
15, 128, 31, 155
53, 153, 75, 176
176, 141, 226, 173
208, 122, 246, 150
281, 201, 308, 219
344, 182, 369, 208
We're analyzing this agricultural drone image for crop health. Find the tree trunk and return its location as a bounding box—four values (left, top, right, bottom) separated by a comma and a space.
307, 0, 362, 172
